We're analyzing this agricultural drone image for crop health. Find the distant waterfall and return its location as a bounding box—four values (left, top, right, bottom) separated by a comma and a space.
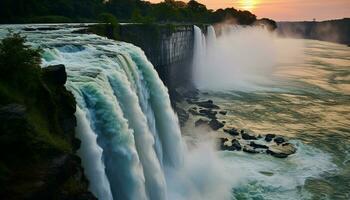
193, 25, 217, 88
206, 25, 217, 48
192, 24, 287, 91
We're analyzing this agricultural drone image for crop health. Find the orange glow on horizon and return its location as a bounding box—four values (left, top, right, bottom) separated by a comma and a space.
149, 0, 350, 21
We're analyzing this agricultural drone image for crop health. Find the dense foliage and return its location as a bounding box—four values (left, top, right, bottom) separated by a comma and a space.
0, 0, 257, 25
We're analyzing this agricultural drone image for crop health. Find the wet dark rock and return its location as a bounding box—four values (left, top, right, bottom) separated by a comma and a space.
199, 109, 217, 119
250, 141, 268, 149
267, 143, 297, 158
224, 128, 239, 136
241, 130, 258, 140
219, 111, 227, 115
218, 138, 229, 150
243, 145, 261, 154
195, 118, 209, 127
42, 64, 67, 85
194, 100, 220, 109
265, 134, 276, 142
209, 119, 224, 130
231, 139, 242, 151
274, 137, 286, 145
266, 150, 288, 158
219, 138, 241, 151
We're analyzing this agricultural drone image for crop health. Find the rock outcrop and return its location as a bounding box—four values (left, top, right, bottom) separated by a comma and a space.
0, 65, 96, 200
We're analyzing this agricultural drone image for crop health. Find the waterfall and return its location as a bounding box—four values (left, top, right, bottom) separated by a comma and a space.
31, 30, 184, 200
206, 25, 217, 48
192, 26, 209, 88
192, 24, 295, 91
0, 24, 233, 200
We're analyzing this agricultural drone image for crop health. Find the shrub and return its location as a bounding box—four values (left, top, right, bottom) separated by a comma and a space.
0, 32, 42, 90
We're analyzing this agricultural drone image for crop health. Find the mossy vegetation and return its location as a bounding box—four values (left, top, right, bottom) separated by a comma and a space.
0, 33, 95, 199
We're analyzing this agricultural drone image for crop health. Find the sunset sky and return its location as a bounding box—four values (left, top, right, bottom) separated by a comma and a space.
149, 0, 350, 21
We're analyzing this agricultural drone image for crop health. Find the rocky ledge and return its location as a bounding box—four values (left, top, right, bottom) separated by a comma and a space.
218, 129, 297, 158
0, 64, 96, 200
174, 87, 297, 159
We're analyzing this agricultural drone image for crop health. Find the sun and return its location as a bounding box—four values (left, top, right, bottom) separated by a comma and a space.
239, 0, 259, 11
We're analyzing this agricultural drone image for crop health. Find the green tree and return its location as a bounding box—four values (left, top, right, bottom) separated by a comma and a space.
0, 32, 42, 88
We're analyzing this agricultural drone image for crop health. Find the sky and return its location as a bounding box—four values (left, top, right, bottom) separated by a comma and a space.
149, 0, 350, 21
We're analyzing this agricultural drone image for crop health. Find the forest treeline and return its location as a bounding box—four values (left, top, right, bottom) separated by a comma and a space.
0, 0, 258, 25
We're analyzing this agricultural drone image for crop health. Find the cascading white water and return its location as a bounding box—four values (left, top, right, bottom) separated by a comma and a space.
206, 25, 217, 48
192, 25, 303, 91
43, 36, 185, 200
0, 24, 233, 200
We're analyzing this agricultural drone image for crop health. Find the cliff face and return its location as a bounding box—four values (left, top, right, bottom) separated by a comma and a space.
118, 24, 194, 89
0, 64, 96, 200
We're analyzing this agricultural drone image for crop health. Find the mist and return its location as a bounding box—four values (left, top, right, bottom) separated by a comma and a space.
193, 24, 303, 91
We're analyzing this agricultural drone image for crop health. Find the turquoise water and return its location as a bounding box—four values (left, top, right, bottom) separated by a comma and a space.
197, 39, 350, 200
1, 25, 349, 200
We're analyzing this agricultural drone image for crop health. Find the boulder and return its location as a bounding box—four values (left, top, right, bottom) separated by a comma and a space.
223, 128, 239, 136
267, 143, 297, 158
42, 64, 67, 85
265, 134, 276, 142
231, 139, 242, 151
199, 109, 217, 119
274, 137, 286, 145
241, 130, 258, 140
208, 119, 224, 130
218, 138, 229, 150
250, 141, 268, 149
